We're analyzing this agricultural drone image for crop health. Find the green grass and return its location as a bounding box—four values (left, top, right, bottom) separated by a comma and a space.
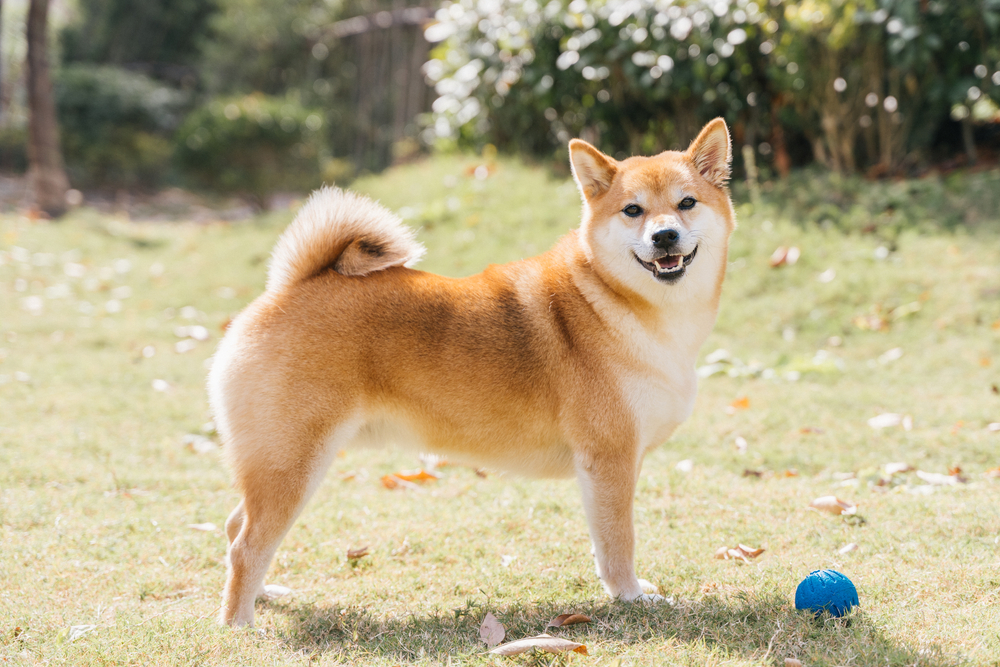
2, 154, 1000, 666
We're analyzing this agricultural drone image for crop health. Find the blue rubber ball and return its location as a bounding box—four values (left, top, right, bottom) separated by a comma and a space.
795, 569, 858, 617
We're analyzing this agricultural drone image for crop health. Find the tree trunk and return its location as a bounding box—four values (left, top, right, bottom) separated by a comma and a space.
1, 0, 5, 123
27, 0, 69, 217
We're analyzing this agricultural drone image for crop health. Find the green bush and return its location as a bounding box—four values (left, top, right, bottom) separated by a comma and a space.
0, 124, 29, 173
55, 64, 189, 187
424, 0, 1000, 173
174, 94, 329, 204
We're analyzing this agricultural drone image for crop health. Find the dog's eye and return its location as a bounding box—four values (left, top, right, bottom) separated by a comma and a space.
678, 197, 697, 211
622, 204, 643, 218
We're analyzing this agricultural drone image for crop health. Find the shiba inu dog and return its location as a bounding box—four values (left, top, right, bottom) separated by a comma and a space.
209, 118, 735, 627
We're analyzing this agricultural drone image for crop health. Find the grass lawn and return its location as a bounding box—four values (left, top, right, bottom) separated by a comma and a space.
1, 155, 999, 666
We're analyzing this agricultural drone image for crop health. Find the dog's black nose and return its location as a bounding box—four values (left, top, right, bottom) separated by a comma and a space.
651, 228, 680, 249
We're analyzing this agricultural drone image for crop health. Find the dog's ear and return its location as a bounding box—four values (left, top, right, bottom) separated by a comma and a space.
569, 139, 618, 200
687, 118, 732, 187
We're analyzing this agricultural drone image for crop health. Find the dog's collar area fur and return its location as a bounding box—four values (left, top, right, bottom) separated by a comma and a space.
634, 245, 698, 282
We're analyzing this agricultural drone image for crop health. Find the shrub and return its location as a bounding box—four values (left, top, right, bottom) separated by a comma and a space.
174, 94, 329, 204
424, 0, 1000, 174
55, 64, 189, 187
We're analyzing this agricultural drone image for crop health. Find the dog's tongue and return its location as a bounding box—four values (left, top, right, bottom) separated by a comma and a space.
656, 255, 682, 270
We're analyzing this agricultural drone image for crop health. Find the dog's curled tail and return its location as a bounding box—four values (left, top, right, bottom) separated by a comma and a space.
266, 186, 425, 292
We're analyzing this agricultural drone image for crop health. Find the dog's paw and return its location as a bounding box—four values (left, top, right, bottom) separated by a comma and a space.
638, 579, 660, 595
258, 584, 292, 601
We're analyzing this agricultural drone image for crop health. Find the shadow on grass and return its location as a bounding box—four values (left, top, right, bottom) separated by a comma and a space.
264, 591, 960, 666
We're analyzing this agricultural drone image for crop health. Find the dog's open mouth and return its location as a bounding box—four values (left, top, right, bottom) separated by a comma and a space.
635, 246, 698, 282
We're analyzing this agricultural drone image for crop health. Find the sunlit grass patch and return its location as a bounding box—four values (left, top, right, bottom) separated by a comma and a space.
1, 155, 999, 665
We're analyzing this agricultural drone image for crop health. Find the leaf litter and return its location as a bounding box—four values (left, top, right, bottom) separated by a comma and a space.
809, 496, 857, 515
479, 612, 505, 648
714, 544, 765, 564
546, 613, 591, 628
489, 634, 587, 656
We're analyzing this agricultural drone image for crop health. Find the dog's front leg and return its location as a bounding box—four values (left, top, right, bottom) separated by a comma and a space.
575, 451, 662, 602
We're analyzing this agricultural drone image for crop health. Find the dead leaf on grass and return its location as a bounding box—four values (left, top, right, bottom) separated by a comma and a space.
884, 462, 913, 475
489, 633, 587, 656
380, 470, 437, 490
868, 413, 912, 430
188, 522, 216, 532
347, 546, 370, 560
726, 396, 750, 414
714, 544, 765, 564
916, 470, 965, 485
419, 453, 448, 470
781, 469, 799, 478
479, 612, 505, 648
809, 496, 857, 515
546, 613, 591, 628
393, 469, 440, 482
769, 246, 800, 267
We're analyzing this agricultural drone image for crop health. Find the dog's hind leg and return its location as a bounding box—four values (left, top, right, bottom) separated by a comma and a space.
220, 417, 359, 627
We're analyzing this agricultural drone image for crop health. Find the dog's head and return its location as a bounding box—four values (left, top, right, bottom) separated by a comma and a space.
569, 119, 736, 306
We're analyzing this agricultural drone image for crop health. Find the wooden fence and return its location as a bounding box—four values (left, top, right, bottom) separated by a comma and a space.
329, 6, 434, 173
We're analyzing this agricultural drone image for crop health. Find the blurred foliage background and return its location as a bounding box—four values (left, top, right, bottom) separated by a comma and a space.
0, 0, 999, 201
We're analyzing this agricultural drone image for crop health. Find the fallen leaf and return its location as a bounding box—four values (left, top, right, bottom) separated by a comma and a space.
769, 246, 800, 267
260, 584, 291, 600
916, 470, 964, 485
182, 434, 218, 454
714, 544, 765, 564
380, 474, 424, 490
419, 453, 448, 469
546, 613, 591, 628
781, 469, 799, 477
347, 546, 370, 560
727, 396, 750, 413
489, 634, 587, 656
742, 469, 764, 478
877, 347, 904, 364
948, 465, 963, 476
884, 462, 913, 475
188, 522, 216, 532
68, 625, 96, 642
480, 612, 505, 648
809, 496, 857, 515
868, 413, 902, 429
838, 542, 859, 554
889, 302, 921, 320
391, 468, 440, 482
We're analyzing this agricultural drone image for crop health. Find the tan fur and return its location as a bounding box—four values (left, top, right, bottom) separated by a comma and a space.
209, 119, 736, 627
